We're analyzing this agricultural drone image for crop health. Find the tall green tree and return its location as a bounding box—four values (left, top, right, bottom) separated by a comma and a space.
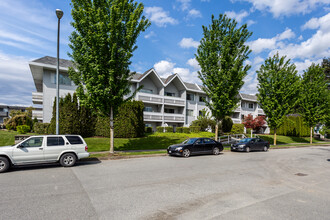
68, 0, 150, 153
300, 63, 329, 144
195, 14, 252, 141
321, 57, 330, 127
257, 53, 300, 145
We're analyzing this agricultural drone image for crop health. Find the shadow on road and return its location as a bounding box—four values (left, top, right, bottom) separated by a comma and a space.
327, 159, 330, 162
9, 158, 101, 173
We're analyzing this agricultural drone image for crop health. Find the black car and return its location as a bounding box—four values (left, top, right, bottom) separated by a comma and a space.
231, 138, 269, 152
167, 138, 223, 158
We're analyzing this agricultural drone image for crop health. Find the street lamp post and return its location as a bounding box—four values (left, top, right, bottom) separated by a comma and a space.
55, 9, 63, 135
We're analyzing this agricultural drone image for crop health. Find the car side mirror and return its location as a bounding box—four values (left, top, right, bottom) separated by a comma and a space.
66, 142, 70, 145
17, 144, 23, 148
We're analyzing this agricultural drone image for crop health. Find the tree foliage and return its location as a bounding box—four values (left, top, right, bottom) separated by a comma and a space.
191, 109, 216, 131
242, 114, 266, 131
195, 14, 252, 140
257, 53, 300, 145
299, 63, 329, 143
68, 0, 150, 152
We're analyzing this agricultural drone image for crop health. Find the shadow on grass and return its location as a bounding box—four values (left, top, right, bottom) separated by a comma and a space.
116, 136, 183, 151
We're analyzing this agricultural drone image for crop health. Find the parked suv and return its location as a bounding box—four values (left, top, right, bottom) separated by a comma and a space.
0, 135, 89, 173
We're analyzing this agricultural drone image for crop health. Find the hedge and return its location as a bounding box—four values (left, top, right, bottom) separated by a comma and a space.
33, 123, 50, 134
176, 127, 183, 133
222, 116, 233, 133
156, 126, 164, 132
17, 125, 30, 134
189, 126, 201, 133
182, 127, 190, 133
145, 127, 152, 133
231, 124, 244, 134
270, 116, 310, 137
165, 126, 173, 133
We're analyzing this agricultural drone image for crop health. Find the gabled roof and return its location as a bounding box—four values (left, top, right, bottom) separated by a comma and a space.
32, 56, 73, 68
240, 93, 258, 101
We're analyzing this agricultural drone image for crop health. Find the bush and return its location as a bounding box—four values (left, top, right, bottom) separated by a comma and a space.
176, 127, 183, 133
165, 126, 173, 133
222, 116, 233, 133
95, 116, 110, 137
145, 127, 152, 133
271, 115, 310, 137
246, 128, 252, 135
33, 123, 50, 134
231, 124, 244, 134
17, 125, 30, 134
189, 126, 201, 133
191, 118, 216, 131
4, 114, 32, 131
182, 127, 190, 133
156, 126, 164, 132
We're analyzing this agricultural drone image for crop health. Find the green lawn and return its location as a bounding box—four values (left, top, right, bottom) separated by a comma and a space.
0, 130, 35, 146
258, 134, 323, 145
86, 132, 214, 152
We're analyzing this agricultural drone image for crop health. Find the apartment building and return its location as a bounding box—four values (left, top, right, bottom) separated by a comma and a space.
29, 56, 269, 133
0, 105, 28, 125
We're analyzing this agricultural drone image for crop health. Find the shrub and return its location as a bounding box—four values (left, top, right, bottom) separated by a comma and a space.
165, 126, 173, 133
246, 128, 252, 135
189, 126, 201, 133
222, 116, 233, 133
272, 115, 310, 137
95, 116, 110, 137
156, 126, 164, 132
176, 127, 183, 133
182, 127, 190, 133
17, 125, 30, 134
145, 127, 152, 133
191, 118, 216, 131
231, 124, 244, 134
33, 123, 50, 134
4, 114, 32, 131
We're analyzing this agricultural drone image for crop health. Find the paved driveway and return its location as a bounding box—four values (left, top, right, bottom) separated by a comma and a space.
1, 146, 330, 220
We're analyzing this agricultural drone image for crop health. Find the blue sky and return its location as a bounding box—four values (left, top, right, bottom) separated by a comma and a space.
0, 0, 329, 106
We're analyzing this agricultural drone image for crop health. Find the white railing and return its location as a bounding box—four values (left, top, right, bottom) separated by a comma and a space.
164, 96, 185, 106
32, 92, 43, 104
137, 93, 163, 104
164, 113, 184, 122
32, 110, 43, 119
232, 118, 241, 124
143, 112, 163, 121
258, 109, 265, 115
0, 112, 8, 117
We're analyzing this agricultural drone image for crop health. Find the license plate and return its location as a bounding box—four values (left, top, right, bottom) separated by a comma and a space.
169, 151, 171, 153
233, 147, 236, 149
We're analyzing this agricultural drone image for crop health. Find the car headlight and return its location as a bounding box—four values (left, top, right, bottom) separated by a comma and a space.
176, 147, 183, 151
239, 144, 245, 148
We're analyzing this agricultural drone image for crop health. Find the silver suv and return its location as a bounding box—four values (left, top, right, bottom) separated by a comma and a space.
0, 135, 90, 173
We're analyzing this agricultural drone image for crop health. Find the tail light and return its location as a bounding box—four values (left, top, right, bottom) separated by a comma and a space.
85, 146, 88, 152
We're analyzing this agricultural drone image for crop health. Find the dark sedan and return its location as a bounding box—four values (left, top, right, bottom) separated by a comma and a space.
231, 138, 270, 152
167, 138, 223, 158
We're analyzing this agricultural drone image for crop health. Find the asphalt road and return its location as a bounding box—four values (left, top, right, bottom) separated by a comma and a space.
1, 146, 330, 220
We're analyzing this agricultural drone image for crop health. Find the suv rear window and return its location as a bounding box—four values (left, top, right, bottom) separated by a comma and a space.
47, 137, 65, 146
66, 136, 83, 145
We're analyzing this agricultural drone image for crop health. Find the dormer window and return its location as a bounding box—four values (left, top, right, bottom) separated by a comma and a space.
165, 92, 175, 97
140, 89, 153, 94
248, 103, 254, 109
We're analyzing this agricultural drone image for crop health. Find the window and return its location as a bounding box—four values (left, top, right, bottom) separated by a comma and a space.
20, 137, 43, 148
204, 138, 215, 144
66, 136, 83, 145
195, 139, 203, 144
187, 109, 194, 116
186, 93, 195, 101
53, 73, 72, 86
165, 92, 175, 97
199, 96, 206, 102
145, 124, 152, 127
164, 108, 175, 114
140, 89, 153, 94
241, 102, 245, 108
144, 107, 153, 112
47, 137, 65, 146
248, 103, 254, 109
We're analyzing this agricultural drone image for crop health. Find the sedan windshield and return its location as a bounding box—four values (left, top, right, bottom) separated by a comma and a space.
239, 138, 252, 143
182, 138, 198, 144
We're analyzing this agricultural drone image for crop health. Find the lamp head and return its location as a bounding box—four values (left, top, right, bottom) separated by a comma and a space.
56, 9, 63, 19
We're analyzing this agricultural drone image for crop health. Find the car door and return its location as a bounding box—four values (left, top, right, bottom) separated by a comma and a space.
44, 136, 67, 161
203, 138, 215, 152
249, 139, 257, 150
193, 139, 204, 153
256, 139, 264, 150
12, 137, 45, 164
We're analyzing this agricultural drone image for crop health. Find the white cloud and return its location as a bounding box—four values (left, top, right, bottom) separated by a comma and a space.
187, 9, 202, 18
187, 58, 200, 70
144, 31, 156, 39
225, 10, 249, 23
233, 0, 330, 17
301, 12, 330, 31
295, 58, 323, 74
154, 60, 176, 77
145, 7, 178, 27
247, 20, 256, 26
248, 28, 295, 53
179, 38, 200, 49
177, 0, 191, 11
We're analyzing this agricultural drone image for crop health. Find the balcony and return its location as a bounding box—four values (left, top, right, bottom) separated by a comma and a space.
232, 118, 241, 124
137, 93, 163, 104
32, 92, 43, 105
0, 112, 8, 117
258, 109, 265, 115
234, 107, 241, 112
32, 110, 43, 121
164, 113, 184, 122
164, 96, 185, 106
143, 112, 163, 122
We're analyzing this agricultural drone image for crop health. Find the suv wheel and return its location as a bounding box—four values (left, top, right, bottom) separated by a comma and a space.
0, 156, 10, 173
60, 153, 77, 167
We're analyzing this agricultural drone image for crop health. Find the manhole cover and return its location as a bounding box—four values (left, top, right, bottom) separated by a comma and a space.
295, 173, 308, 176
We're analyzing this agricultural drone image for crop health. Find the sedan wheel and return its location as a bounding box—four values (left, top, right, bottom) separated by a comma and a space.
263, 146, 268, 152
213, 147, 220, 155
246, 147, 250, 153
60, 153, 77, 167
182, 149, 190, 158
0, 157, 10, 173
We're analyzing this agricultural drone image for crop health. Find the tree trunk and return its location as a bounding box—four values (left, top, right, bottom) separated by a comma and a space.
110, 106, 114, 154
215, 120, 219, 142
274, 128, 277, 146
310, 126, 313, 144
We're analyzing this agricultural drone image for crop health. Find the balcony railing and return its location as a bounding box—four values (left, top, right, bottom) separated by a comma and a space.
258, 109, 265, 115
0, 112, 8, 117
32, 110, 43, 120
164, 113, 184, 122
143, 112, 163, 121
232, 118, 241, 124
234, 107, 241, 112
137, 92, 185, 106
164, 96, 185, 106
32, 92, 43, 105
